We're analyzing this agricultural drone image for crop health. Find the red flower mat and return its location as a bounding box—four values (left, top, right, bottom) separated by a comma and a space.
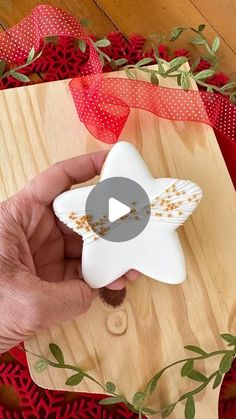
1, 348, 138, 419
0, 5, 235, 418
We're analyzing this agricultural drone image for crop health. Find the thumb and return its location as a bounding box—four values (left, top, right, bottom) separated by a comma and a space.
31, 279, 97, 331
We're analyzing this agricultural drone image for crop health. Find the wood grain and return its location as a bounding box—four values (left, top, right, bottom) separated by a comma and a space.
191, 0, 236, 77
0, 0, 236, 77
0, 0, 116, 36
0, 65, 236, 418
94, 0, 236, 77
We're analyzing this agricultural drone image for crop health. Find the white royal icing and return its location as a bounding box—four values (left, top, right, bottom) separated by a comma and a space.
53, 142, 203, 288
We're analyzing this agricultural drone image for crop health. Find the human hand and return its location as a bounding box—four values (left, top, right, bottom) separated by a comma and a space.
0, 152, 139, 353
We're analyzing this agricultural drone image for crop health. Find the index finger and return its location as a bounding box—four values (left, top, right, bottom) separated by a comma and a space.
26, 151, 108, 206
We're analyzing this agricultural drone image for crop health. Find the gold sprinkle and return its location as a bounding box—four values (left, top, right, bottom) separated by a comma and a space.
120, 215, 128, 221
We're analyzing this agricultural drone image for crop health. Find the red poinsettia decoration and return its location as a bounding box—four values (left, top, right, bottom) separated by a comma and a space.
206, 72, 229, 87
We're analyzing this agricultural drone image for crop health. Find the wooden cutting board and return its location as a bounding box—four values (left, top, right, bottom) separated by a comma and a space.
0, 65, 236, 418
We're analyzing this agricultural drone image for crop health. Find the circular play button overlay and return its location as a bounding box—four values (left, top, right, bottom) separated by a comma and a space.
85, 177, 151, 242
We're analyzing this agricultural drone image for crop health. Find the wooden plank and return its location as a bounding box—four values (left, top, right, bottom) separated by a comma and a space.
191, 0, 236, 77
1, 0, 236, 77
191, 0, 236, 52
0, 0, 116, 36
95, 0, 236, 77
0, 66, 236, 418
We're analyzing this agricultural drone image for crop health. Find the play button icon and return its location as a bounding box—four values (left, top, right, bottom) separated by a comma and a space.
85, 177, 151, 242
108, 198, 131, 222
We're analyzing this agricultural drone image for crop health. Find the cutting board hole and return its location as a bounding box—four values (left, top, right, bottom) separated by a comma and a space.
98, 287, 127, 308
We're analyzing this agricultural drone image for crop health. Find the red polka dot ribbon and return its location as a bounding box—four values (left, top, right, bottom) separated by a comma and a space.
0, 4, 236, 185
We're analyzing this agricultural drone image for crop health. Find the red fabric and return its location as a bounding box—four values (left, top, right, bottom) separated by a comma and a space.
0, 4, 236, 187
0, 4, 236, 418
1, 353, 139, 418
9, 347, 27, 368
219, 359, 236, 419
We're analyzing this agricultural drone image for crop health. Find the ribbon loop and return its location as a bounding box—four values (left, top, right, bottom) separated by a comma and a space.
0, 5, 236, 185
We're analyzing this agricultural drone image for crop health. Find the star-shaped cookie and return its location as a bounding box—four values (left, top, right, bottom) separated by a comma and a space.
53, 142, 202, 288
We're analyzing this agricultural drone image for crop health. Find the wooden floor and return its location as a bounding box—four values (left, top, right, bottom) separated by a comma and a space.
0, 0, 236, 78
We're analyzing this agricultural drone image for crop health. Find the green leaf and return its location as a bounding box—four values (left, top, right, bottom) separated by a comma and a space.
198, 24, 206, 32
114, 58, 128, 66
44, 35, 58, 44
148, 371, 163, 394
177, 73, 182, 86
230, 94, 236, 104
94, 39, 111, 48
49, 343, 64, 365
125, 68, 136, 80
110, 59, 117, 69
78, 39, 87, 53
221, 333, 236, 345
219, 352, 234, 374
105, 381, 116, 393
181, 359, 194, 377
212, 36, 220, 53
169, 27, 187, 41
80, 18, 90, 27
184, 345, 207, 355
180, 73, 190, 89
187, 370, 208, 382
136, 57, 153, 67
99, 396, 125, 405
0, 60, 6, 77
169, 56, 189, 68
213, 371, 223, 389
132, 391, 145, 406
161, 403, 176, 418
34, 359, 48, 373
26, 47, 35, 64
157, 59, 165, 75
190, 58, 201, 72
66, 372, 84, 386
194, 69, 215, 80
165, 65, 181, 75
166, 57, 189, 75
189, 37, 206, 45
10, 72, 30, 83
185, 395, 195, 419
150, 72, 159, 85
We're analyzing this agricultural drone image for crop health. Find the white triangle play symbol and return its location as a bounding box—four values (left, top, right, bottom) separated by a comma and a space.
108, 197, 131, 223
